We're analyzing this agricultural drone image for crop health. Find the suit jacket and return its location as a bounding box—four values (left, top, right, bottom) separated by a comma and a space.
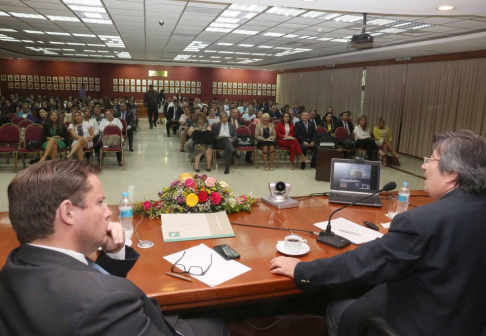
229, 117, 245, 128
294, 189, 486, 335
212, 122, 237, 143
0, 244, 177, 335
334, 119, 354, 135
165, 106, 183, 121
294, 120, 316, 144
255, 123, 276, 141
119, 110, 134, 129
275, 123, 295, 140
309, 115, 321, 128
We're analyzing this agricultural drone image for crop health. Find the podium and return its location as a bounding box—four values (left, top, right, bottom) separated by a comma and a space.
315, 148, 344, 182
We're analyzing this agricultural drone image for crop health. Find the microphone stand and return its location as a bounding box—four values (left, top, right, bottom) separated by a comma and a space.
318, 188, 387, 249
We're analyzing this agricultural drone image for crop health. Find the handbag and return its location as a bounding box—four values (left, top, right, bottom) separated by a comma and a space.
26, 141, 42, 150
102, 134, 121, 147
237, 134, 254, 146
192, 130, 215, 145
342, 135, 356, 149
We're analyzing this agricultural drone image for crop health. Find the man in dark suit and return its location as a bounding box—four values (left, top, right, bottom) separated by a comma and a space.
143, 84, 160, 129
229, 108, 245, 128
0, 161, 230, 336
294, 111, 316, 170
119, 102, 135, 152
270, 130, 486, 336
212, 111, 241, 174
165, 100, 183, 137
334, 111, 353, 135
309, 108, 321, 129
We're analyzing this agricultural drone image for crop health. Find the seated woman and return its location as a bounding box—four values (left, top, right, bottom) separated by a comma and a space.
255, 113, 277, 171
83, 108, 100, 162
66, 111, 94, 161
353, 116, 385, 161
36, 108, 49, 127
253, 110, 263, 125
188, 112, 213, 172
321, 112, 336, 134
39, 111, 68, 162
373, 118, 400, 166
207, 108, 219, 126
276, 112, 310, 170
179, 107, 192, 152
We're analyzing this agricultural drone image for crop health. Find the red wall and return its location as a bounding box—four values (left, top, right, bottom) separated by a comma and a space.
0, 59, 277, 102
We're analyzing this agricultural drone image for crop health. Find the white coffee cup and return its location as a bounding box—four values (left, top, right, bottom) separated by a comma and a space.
284, 235, 307, 253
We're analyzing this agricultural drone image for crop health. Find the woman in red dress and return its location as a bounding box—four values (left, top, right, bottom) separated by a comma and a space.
276, 112, 310, 170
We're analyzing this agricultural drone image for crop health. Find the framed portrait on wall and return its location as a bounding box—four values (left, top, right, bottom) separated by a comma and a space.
21, 75, 26, 82
15, 83, 21, 89
272, 91, 276, 96
169, 80, 174, 86
65, 76, 70, 83
136, 86, 141, 92
217, 82, 222, 88
252, 83, 256, 89
237, 83, 242, 89
257, 83, 261, 89
253, 90, 257, 95
125, 86, 129, 92
118, 78, 123, 84
130, 86, 135, 92
66, 84, 70, 90
197, 81, 201, 88
34, 83, 39, 90
82, 77, 88, 84
47, 76, 52, 83
262, 84, 266, 89
175, 80, 179, 86
223, 89, 227, 94
59, 84, 64, 90
242, 83, 247, 89
217, 88, 222, 94
113, 86, 118, 92
75, 77, 81, 83
228, 89, 232, 95
28, 83, 33, 89
8, 82, 13, 89
113, 79, 118, 85
142, 79, 146, 86
196, 88, 201, 94
28, 75, 33, 82
142, 87, 147, 92
89, 78, 94, 84
181, 88, 185, 94
76, 84, 81, 90
95, 85, 100, 91
186, 81, 190, 87
136, 79, 140, 86
21, 82, 26, 89
8, 75, 13, 81
89, 85, 94, 91
257, 90, 261, 96
212, 88, 217, 94
46, 84, 52, 90
223, 82, 227, 89
0, 75, 5, 81
228, 82, 232, 89
53, 84, 58, 90
272, 84, 276, 90
238, 89, 242, 95
243, 89, 247, 95
164, 80, 168, 86
148, 79, 153, 85
212, 82, 216, 88
59, 77, 64, 83
191, 88, 195, 94
70, 77, 75, 83
119, 86, 123, 92
169, 87, 174, 93
158, 80, 163, 86
125, 79, 129, 85
14, 75, 20, 81
34, 76, 39, 82
130, 79, 135, 85
53, 77, 58, 83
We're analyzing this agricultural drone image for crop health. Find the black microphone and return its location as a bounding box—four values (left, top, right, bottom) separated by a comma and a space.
317, 182, 397, 249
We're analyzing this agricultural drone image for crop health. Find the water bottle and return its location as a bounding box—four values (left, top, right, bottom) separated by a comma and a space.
118, 192, 133, 239
397, 182, 410, 214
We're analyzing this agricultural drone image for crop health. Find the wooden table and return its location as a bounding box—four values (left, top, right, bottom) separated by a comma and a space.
0, 193, 432, 313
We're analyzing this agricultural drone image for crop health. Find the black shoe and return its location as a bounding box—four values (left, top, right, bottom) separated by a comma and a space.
153, 123, 157, 127
167, 134, 170, 137
207, 168, 211, 172
224, 168, 229, 174
129, 148, 134, 152
118, 161, 122, 166
150, 125, 153, 129
245, 158, 252, 164
233, 152, 241, 160
301, 162, 306, 170
195, 168, 200, 173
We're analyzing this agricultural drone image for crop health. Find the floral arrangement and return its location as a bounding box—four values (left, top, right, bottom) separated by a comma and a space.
133, 173, 257, 219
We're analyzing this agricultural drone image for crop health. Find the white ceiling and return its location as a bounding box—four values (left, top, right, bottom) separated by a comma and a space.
0, 0, 485, 70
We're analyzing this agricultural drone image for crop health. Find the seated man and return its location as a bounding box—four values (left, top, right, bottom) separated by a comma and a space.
334, 111, 353, 134
165, 100, 183, 137
229, 108, 244, 128
270, 130, 486, 336
0, 160, 230, 336
212, 111, 240, 174
294, 111, 316, 170
99, 110, 124, 166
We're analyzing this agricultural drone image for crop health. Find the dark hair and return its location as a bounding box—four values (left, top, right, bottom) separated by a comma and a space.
433, 130, 486, 195
281, 112, 292, 125
8, 161, 100, 243
47, 110, 65, 136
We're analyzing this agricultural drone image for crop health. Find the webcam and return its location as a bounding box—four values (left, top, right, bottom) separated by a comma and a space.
262, 181, 298, 209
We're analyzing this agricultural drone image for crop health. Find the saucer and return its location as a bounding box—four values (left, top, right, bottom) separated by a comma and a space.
276, 241, 310, 256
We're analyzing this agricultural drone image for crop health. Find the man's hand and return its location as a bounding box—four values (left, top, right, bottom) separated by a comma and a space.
269, 256, 301, 278
303, 141, 309, 146
310, 142, 315, 147
102, 221, 125, 254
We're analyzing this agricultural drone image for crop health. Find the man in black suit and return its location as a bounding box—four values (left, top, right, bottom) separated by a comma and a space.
165, 100, 183, 137
229, 108, 245, 128
334, 111, 353, 135
309, 108, 321, 128
294, 111, 316, 170
143, 84, 160, 129
212, 111, 241, 174
119, 102, 135, 152
293, 101, 301, 116
270, 130, 486, 336
0, 161, 230, 336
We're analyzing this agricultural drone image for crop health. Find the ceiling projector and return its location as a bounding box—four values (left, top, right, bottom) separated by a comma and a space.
349, 13, 374, 46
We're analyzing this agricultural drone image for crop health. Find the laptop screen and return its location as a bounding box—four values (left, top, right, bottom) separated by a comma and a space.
330, 159, 381, 193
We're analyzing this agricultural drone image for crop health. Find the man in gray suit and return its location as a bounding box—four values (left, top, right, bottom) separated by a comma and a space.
0, 160, 230, 336
212, 111, 241, 174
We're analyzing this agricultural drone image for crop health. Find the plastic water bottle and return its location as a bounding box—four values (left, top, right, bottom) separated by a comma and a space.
397, 182, 410, 214
118, 192, 133, 239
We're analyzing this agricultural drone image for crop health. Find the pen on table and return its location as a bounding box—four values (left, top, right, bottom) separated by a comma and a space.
165, 272, 192, 282
338, 229, 362, 236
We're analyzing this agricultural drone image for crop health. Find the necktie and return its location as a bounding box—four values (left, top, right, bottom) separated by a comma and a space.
344, 121, 349, 132
305, 122, 308, 131
122, 112, 125, 120
86, 258, 109, 274
234, 119, 237, 127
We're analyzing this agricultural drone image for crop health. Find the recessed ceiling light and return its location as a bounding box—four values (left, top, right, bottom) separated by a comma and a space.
10, 12, 46, 19
220, 10, 241, 18
0, 11, 10, 16
47, 15, 80, 22
69, 5, 106, 13
219, 51, 235, 54
0, 28, 16, 32
331, 38, 349, 43
24, 30, 45, 34
218, 42, 234, 46
63, 48, 75, 51
258, 45, 273, 48
366, 19, 397, 26
335, 14, 362, 23
67, 42, 86, 45
73, 33, 96, 37
239, 44, 254, 47
46, 32, 71, 36
216, 17, 240, 24
266, 7, 307, 17
174, 54, 191, 61
232, 29, 259, 35
235, 52, 250, 54
87, 43, 104, 46
301, 12, 341, 20
317, 37, 333, 41
84, 12, 103, 19
204, 50, 218, 53
49, 41, 66, 44
437, 5, 454, 10
82, 18, 112, 24
209, 22, 239, 29
283, 34, 299, 38
228, 4, 267, 13
262, 32, 284, 37
205, 27, 232, 33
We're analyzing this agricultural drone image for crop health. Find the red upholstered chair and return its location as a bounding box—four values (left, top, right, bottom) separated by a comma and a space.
333, 127, 354, 158
235, 126, 256, 168
316, 126, 328, 135
100, 125, 124, 170
11, 117, 23, 125
0, 123, 21, 172
60, 114, 65, 122
15, 124, 44, 169
5, 113, 16, 121
18, 119, 33, 128
244, 120, 251, 127
120, 118, 128, 144
248, 123, 256, 137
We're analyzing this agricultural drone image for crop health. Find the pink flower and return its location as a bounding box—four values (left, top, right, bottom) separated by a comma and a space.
184, 178, 196, 189
143, 201, 152, 211
205, 176, 216, 188
211, 192, 221, 205
237, 195, 247, 204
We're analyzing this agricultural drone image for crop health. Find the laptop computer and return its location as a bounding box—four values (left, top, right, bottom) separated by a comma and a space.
328, 158, 383, 207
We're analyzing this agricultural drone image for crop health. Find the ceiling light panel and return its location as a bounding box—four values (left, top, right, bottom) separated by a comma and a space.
209, 22, 239, 29
46, 15, 80, 22
217, 42, 233, 46
366, 18, 397, 26
73, 33, 96, 37
335, 15, 363, 23
284, 34, 299, 38
301, 11, 341, 20
0, 11, 10, 16
392, 22, 432, 30
377, 28, 408, 34
0, 28, 16, 32
239, 44, 254, 47
262, 32, 284, 37
26, 46, 58, 55
82, 18, 112, 24
46, 32, 71, 36
265, 7, 307, 17
228, 4, 267, 13
232, 30, 259, 35
10, 12, 46, 20
184, 41, 210, 52
24, 30, 45, 34
205, 27, 232, 33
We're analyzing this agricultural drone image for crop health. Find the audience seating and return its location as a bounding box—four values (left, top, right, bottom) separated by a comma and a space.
100, 125, 124, 170
5, 113, 16, 121
235, 126, 256, 169
10, 117, 22, 125
17, 119, 33, 129
15, 124, 44, 169
0, 123, 21, 172
333, 127, 354, 158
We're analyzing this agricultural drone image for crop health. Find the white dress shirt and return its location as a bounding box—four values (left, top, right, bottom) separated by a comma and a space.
353, 125, 371, 140
218, 122, 230, 138
28, 243, 125, 265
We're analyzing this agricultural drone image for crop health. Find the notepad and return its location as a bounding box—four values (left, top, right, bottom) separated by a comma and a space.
314, 217, 384, 245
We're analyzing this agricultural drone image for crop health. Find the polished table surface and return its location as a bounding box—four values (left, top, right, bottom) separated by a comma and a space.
0, 192, 432, 313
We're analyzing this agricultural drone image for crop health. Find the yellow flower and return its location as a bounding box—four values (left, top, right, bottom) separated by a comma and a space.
179, 172, 194, 182
186, 193, 198, 207
219, 181, 229, 189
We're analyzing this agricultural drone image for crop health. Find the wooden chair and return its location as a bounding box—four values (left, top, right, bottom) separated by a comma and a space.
0, 123, 21, 172
100, 125, 124, 170
15, 124, 44, 169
